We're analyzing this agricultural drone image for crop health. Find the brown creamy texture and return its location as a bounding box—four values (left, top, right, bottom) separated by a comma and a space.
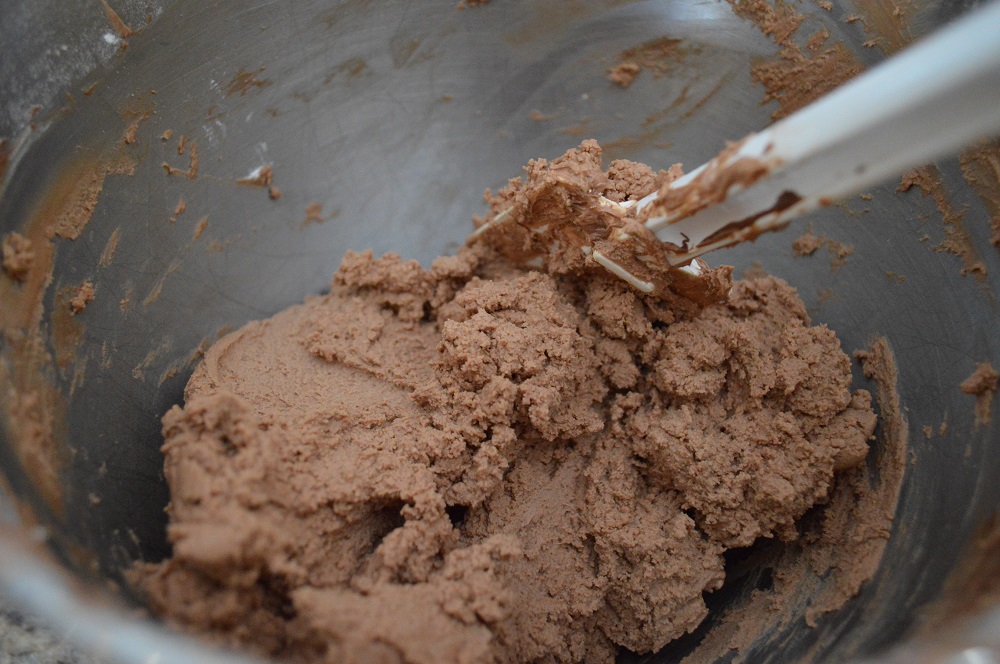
132, 144, 879, 663
847, 0, 915, 56
607, 37, 685, 89
2, 232, 35, 281
607, 62, 641, 89
69, 281, 96, 315
960, 139, 1000, 249
670, 338, 906, 663
475, 140, 734, 304
899, 167, 987, 278
792, 228, 854, 271
1, 137, 138, 517
634, 139, 772, 239
728, 0, 864, 121
960, 362, 998, 427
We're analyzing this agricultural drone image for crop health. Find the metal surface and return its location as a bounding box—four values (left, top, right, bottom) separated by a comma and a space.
0, 1, 998, 662
644, 1, 1000, 261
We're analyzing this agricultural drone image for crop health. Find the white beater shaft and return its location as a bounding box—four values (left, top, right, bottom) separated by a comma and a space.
640, 0, 1000, 263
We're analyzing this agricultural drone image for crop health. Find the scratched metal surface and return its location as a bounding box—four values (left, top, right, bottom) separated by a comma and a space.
0, 1, 998, 663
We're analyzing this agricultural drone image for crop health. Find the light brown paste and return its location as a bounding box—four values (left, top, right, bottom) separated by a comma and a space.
131, 144, 878, 663
2, 232, 35, 282
960, 362, 998, 427
792, 228, 854, 271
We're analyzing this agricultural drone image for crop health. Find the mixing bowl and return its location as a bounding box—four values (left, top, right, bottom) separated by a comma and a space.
1, 0, 998, 662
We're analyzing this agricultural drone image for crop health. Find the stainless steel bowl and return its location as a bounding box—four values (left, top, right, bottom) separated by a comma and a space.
1, 1, 998, 662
